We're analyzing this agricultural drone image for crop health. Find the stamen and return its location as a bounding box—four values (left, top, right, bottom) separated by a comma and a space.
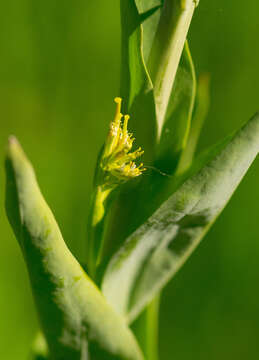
123, 115, 130, 133
122, 115, 130, 144
114, 97, 122, 124
101, 97, 145, 183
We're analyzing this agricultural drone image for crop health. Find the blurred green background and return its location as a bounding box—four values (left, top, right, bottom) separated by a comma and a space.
0, 1, 258, 359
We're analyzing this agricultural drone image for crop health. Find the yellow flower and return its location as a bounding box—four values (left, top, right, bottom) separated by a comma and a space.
101, 97, 145, 184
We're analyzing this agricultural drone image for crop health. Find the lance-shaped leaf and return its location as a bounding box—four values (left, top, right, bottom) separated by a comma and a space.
5, 137, 144, 360
102, 113, 259, 323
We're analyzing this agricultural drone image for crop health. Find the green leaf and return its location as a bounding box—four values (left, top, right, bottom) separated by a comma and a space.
155, 41, 196, 174
5, 137, 144, 360
102, 113, 259, 323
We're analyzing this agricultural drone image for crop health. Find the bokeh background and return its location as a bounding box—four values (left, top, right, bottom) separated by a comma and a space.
0, 1, 258, 359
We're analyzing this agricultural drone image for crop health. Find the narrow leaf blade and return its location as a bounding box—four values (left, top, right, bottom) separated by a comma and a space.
102, 113, 259, 323
5, 137, 144, 360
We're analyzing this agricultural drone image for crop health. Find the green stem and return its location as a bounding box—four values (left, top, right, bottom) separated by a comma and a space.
148, 0, 198, 137
86, 185, 113, 279
133, 295, 161, 360
146, 296, 160, 360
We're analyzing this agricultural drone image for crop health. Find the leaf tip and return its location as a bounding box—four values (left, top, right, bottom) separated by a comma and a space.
8, 134, 19, 145
6, 135, 23, 160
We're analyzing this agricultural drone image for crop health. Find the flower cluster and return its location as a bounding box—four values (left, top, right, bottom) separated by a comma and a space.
101, 97, 145, 185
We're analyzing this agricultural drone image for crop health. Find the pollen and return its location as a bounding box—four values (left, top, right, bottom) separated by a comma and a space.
101, 97, 145, 184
